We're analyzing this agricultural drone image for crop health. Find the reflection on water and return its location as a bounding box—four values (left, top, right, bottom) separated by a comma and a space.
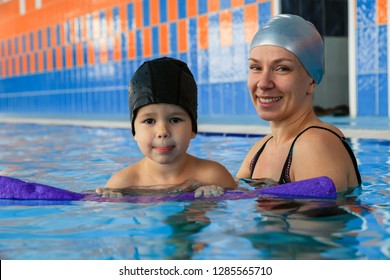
0, 123, 389, 259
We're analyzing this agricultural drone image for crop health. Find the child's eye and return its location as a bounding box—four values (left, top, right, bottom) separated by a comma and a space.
170, 117, 183, 123
143, 118, 155, 124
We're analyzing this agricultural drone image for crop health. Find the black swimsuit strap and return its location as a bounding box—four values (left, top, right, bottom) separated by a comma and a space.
249, 136, 273, 178
249, 126, 362, 185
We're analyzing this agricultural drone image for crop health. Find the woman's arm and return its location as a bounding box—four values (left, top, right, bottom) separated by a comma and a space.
291, 129, 358, 192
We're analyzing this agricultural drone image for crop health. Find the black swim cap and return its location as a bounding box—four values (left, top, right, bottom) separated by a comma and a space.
129, 57, 198, 136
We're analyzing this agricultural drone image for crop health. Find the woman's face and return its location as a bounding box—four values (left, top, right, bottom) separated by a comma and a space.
247, 45, 316, 123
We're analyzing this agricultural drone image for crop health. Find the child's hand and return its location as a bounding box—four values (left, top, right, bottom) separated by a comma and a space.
194, 185, 224, 198
95, 187, 123, 198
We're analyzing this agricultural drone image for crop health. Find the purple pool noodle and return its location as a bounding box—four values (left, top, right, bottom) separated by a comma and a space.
0, 175, 336, 202
83, 176, 336, 202
0, 176, 85, 200
258, 176, 336, 199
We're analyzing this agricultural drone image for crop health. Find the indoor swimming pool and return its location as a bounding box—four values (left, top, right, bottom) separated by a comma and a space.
0, 122, 389, 260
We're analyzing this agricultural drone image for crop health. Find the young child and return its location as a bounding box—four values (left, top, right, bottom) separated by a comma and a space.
96, 57, 236, 198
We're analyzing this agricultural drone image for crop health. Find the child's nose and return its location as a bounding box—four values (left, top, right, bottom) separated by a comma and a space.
157, 123, 169, 138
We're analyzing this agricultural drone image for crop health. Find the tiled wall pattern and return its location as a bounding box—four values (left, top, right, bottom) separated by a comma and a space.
356, 0, 388, 116
0, 0, 271, 120
0, 0, 388, 118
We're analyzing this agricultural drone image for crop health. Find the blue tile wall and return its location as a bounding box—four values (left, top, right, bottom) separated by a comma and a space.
358, 74, 377, 115
0, 1, 278, 120
356, 0, 388, 116
159, 0, 168, 23
379, 73, 388, 115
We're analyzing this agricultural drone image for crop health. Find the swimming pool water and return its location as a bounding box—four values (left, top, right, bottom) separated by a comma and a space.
0, 122, 389, 260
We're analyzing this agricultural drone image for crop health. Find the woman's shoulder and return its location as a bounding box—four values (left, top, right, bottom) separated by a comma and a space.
294, 123, 347, 153
301, 123, 345, 140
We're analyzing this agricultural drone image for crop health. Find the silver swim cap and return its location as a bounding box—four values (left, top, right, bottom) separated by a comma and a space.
250, 14, 324, 84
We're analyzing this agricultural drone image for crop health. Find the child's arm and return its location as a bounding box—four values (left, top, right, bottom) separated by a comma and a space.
96, 178, 203, 198
192, 160, 237, 197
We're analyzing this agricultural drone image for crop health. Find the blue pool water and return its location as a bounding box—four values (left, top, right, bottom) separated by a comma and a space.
0, 122, 389, 260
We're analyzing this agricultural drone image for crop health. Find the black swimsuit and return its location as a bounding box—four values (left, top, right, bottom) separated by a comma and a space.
249, 126, 362, 184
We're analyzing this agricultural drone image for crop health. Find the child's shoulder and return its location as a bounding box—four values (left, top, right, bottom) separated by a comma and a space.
189, 155, 235, 182
106, 164, 141, 188
190, 155, 226, 169
195, 157, 236, 188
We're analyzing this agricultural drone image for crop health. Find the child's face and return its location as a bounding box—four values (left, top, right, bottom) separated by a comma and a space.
133, 103, 196, 165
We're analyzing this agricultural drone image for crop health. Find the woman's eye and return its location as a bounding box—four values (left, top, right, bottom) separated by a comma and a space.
275, 65, 290, 72
249, 64, 261, 71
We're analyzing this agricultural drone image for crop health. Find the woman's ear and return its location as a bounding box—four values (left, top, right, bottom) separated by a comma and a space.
307, 79, 316, 95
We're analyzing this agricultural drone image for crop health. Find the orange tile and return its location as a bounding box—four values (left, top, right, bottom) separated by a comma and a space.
25, 0, 35, 13
143, 27, 152, 57
29, 53, 36, 73
119, 3, 128, 32
150, 0, 160, 25
60, 22, 66, 45
51, 24, 57, 48
18, 35, 23, 54
377, 0, 387, 24
134, 0, 143, 28
244, 4, 258, 43
220, 10, 232, 47
100, 38, 108, 63
177, 19, 188, 52
113, 34, 121, 61
66, 44, 72, 68
231, 0, 245, 7
128, 30, 136, 59
22, 54, 28, 74
87, 41, 95, 65
187, 0, 197, 17
159, 23, 169, 55
198, 14, 208, 50
41, 28, 47, 49
76, 42, 83, 66
168, 0, 178, 21
208, 0, 219, 13
56, 46, 63, 69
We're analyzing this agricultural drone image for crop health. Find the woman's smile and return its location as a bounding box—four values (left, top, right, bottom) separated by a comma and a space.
259, 96, 283, 105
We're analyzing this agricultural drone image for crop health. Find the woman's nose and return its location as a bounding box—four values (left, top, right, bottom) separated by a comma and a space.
256, 72, 274, 91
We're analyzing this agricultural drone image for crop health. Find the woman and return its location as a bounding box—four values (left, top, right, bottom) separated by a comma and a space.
236, 14, 361, 192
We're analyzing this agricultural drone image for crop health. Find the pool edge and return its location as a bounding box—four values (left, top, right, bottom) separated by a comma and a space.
1, 116, 390, 140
